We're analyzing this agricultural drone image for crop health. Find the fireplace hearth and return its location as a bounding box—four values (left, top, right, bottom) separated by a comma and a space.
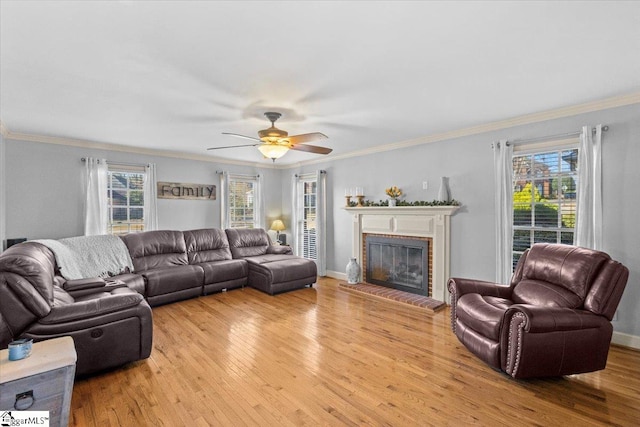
365, 235, 429, 295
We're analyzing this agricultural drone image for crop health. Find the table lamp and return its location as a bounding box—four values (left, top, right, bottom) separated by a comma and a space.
270, 219, 286, 244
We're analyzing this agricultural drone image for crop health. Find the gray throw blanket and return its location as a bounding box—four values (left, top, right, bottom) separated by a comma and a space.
35, 235, 135, 280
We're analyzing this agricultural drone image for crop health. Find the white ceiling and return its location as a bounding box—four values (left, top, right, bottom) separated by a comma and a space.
1, 1, 639, 165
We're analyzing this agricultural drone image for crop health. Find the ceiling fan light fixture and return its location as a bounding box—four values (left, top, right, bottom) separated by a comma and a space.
215, 111, 331, 160
258, 144, 289, 161
258, 127, 288, 143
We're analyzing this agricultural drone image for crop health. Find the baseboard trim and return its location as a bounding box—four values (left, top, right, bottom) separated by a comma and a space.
612, 331, 640, 350
326, 270, 347, 281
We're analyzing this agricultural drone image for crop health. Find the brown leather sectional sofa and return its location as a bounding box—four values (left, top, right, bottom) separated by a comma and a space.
0, 228, 317, 375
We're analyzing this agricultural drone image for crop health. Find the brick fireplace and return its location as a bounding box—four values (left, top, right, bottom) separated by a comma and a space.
343, 206, 458, 302
363, 233, 433, 296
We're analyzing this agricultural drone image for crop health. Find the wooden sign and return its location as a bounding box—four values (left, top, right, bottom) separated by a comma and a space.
157, 182, 216, 200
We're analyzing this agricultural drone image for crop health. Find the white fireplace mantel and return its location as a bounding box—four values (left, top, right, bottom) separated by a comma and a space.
343, 206, 459, 303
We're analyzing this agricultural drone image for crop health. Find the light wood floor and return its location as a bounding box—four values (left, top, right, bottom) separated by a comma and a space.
70, 277, 640, 426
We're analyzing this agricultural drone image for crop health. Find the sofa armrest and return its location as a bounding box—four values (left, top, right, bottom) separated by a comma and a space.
267, 245, 293, 255
39, 292, 144, 325
62, 277, 106, 292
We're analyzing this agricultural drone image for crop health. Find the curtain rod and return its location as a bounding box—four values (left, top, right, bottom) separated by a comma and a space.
499, 125, 608, 147
294, 170, 326, 178
216, 171, 260, 178
81, 158, 149, 167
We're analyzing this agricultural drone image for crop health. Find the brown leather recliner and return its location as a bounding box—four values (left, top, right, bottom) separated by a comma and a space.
448, 243, 628, 379
0, 242, 153, 376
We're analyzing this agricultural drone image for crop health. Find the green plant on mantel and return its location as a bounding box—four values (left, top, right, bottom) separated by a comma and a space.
347, 199, 460, 207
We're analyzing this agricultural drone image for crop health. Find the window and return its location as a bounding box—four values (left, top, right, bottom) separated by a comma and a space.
512, 145, 578, 268
107, 168, 145, 235
223, 173, 262, 229
292, 171, 326, 275
297, 177, 317, 259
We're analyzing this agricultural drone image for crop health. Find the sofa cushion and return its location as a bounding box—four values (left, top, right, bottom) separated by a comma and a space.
142, 265, 204, 298
184, 229, 232, 264
225, 228, 270, 258
121, 230, 188, 271
199, 259, 248, 286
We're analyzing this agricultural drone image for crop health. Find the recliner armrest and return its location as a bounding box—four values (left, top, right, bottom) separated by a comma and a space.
39, 292, 144, 324
504, 305, 609, 333
448, 277, 512, 299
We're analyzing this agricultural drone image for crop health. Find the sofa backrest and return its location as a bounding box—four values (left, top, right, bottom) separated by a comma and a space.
0, 242, 56, 346
184, 229, 233, 264
512, 243, 612, 309
225, 228, 271, 258
120, 230, 188, 272
0, 242, 56, 309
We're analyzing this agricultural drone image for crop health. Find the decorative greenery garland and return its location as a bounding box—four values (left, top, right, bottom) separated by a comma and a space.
348, 199, 461, 207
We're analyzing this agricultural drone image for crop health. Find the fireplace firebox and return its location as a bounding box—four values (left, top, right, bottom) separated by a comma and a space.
365, 236, 429, 295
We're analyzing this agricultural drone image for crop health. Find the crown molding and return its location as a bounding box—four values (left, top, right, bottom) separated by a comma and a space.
3, 92, 639, 170
280, 91, 640, 169
2, 126, 276, 168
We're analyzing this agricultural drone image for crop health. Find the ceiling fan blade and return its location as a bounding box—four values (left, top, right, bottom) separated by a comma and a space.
222, 132, 262, 142
207, 143, 260, 150
286, 132, 328, 144
289, 144, 333, 155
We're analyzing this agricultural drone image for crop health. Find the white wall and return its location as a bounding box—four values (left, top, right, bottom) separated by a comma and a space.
289, 103, 640, 340
4, 141, 282, 239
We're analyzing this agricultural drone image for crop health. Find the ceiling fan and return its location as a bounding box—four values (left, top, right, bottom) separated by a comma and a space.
208, 112, 332, 161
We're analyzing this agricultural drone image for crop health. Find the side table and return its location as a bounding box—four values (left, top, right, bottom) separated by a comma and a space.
0, 336, 77, 427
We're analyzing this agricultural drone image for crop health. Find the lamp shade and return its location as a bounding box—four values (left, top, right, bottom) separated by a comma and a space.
258, 144, 289, 160
270, 219, 285, 232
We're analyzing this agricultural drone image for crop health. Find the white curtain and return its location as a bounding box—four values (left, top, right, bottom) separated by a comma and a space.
220, 171, 229, 229
84, 157, 108, 236
143, 163, 158, 231
575, 125, 603, 250
291, 173, 300, 256
315, 170, 327, 276
255, 173, 265, 229
493, 140, 514, 284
